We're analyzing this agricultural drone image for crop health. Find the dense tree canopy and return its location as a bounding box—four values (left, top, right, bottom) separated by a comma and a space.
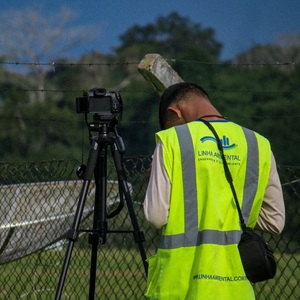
116, 12, 222, 61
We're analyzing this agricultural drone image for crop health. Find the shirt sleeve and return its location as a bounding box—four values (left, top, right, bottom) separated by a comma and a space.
255, 153, 285, 234
143, 141, 170, 229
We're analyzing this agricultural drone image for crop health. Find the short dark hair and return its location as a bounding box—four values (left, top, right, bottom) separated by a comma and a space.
159, 82, 210, 129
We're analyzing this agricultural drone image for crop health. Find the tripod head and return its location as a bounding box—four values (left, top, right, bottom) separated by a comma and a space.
87, 114, 125, 153
88, 114, 119, 133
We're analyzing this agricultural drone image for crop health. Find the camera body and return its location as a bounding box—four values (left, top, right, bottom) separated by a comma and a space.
76, 88, 123, 120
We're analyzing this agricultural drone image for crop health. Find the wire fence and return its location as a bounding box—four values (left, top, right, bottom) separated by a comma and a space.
0, 158, 299, 299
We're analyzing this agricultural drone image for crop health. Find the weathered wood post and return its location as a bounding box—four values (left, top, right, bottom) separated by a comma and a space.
138, 53, 184, 95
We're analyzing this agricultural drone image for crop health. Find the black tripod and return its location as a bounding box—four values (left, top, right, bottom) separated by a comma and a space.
55, 118, 148, 300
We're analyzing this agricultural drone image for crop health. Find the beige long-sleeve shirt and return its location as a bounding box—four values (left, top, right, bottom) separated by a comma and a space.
144, 141, 285, 234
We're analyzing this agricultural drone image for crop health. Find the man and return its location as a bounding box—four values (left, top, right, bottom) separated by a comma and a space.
144, 82, 285, 299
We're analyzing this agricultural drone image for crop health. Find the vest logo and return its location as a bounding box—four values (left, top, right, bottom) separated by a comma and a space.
200, 135, 237, 150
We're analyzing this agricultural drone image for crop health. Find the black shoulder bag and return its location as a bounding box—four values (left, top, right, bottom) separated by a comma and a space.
199, 118, 277, 283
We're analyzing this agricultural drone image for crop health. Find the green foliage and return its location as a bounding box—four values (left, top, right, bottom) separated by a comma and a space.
120, 82, 160, 156
116, 12, 222, 61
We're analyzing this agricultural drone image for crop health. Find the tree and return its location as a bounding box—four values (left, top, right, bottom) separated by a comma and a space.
0, 5, 97, 103
116, 12, 222, 61
235, 33, 300, 68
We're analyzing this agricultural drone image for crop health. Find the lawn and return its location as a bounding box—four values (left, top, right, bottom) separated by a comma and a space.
0, 247, 298, 299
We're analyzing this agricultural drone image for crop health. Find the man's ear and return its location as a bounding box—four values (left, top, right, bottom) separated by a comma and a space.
165, 106, 184, 129
167, 106, 182, 119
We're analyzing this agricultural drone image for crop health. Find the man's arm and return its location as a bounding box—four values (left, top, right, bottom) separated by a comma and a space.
143, 142, 170, 229
256, 154, 285, 234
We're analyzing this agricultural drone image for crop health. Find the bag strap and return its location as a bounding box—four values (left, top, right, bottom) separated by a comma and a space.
198, 118, 247, 231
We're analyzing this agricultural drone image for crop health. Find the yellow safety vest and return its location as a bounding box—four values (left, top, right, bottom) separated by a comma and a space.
146, 120, 271, 300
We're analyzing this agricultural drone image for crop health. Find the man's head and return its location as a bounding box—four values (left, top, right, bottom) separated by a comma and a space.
159, 82, 211, 130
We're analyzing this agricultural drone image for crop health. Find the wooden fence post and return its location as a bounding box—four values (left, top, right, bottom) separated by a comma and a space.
138, 53, 184, 95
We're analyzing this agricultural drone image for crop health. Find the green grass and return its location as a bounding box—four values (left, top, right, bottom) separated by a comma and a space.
0, 246, 147, 299
0, 248, 298, 299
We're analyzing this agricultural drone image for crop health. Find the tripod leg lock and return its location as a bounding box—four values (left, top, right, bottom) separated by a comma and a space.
133, 230, 146, 244
67, 229, 79, 242
88, 232, 100, 245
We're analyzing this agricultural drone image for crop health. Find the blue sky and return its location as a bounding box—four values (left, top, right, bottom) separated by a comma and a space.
2, 0, 300, 60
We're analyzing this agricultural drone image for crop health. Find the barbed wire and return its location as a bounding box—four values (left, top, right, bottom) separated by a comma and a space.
0, 61, 140, 68
0, 87, 298, 96
168, 59, 300, 66
1, 58, 299, 68
2, 114, 300, 127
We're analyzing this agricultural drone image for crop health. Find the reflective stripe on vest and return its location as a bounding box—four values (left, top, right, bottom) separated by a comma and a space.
159, 124, 259, 249
242, 127, 258, 224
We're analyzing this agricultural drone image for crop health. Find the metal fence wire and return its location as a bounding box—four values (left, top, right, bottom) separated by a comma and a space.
0, 159, 299, 299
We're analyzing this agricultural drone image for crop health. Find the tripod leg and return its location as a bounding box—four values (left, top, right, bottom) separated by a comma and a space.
55, 140, 99, 300
88, 145, 108, 300
111, 143, 148, 275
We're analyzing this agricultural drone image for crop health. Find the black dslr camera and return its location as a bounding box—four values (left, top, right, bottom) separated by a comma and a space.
76, 88, 123, 121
